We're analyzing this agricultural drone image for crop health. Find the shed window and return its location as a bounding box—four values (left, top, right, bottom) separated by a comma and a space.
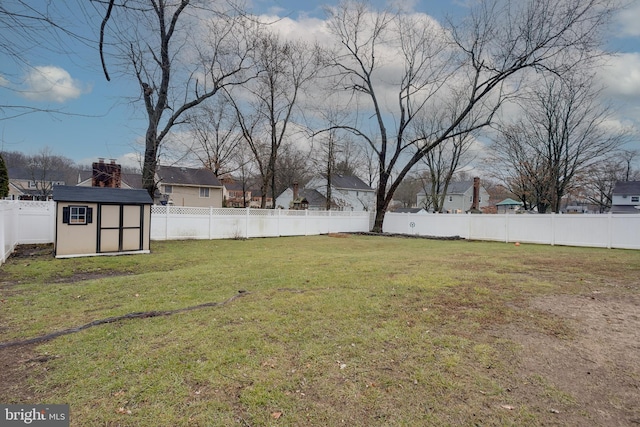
63, 205, 93, 225
165, 185, 173, 194
199, 187, 210, 198
632, 196, 639, 203
449, 196, 453, 202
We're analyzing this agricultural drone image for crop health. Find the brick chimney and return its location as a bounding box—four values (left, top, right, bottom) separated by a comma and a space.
471, 177, 480, 210
92, 158, 122, 188
292, 181, 299, 200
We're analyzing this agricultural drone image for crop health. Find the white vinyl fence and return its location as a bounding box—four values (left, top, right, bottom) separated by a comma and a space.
383, 212, 640, 250
150, 205, 372, 240
2, 201, 639, 265
1, 200, 56, 263
0, 201, 371, 263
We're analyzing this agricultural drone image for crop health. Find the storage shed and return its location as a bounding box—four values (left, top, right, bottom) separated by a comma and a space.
53, 186, 152, 258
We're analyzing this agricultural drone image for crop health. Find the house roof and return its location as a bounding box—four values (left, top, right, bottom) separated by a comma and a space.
612, 181, 640, 195
8, 167, 67, 182
53, 185, 152, 204
322, 174, 373, 191
445, 180, 473, 194
299, 188, 332, 207
417, 180, 485, 196
496, 198, 523, 206
156, 165, 222, 187
394, 208, 426, 213
224, 181, 245, 191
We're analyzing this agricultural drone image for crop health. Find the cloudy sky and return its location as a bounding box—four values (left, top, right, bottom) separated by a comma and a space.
0, 0, 638, 169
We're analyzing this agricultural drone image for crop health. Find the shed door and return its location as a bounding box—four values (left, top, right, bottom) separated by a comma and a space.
98, 204, 143, 253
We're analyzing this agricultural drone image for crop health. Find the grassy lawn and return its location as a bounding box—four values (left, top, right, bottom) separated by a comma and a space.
1, 235, 638, 426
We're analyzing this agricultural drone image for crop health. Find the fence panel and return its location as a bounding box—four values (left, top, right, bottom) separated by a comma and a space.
4, 201, 640, 267
149, 207, 371, 240
610, 214, 640, 249
384, 212, 640, 250
1, 202, 17, 263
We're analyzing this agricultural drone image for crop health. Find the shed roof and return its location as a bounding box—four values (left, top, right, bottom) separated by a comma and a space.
53, 185, 152, 204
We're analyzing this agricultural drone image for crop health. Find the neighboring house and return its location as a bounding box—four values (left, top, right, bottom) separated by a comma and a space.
155, 165, 223, 207
77, 159, 142, 189
222, 179, 251, 208
610, 181, 640, 213
8, 167, 66, 200
277, 174, 374, 211
496, 198, 524, 214
276, 183, 336, 210
248, 189, 273, 208
417, 178, 490, 213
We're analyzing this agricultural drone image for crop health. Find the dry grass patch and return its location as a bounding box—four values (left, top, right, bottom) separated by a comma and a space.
1, 236, 638, 426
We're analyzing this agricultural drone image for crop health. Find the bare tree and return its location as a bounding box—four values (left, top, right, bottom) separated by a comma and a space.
11, 148, 75, 199
414, 109, 477, 212
490, 71, 626, 213
0, 153, 8, 198
323, 0, 615, 231
184, 97, 242, 177
227, 31, 320, 208
97, 0, 255, 198
579, 150, 639, 212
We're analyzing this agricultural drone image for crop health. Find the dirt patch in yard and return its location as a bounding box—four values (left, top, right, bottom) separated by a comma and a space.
496, 292, 640, 426
0, 242, 638, 425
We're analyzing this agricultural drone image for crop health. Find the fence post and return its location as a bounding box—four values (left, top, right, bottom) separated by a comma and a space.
245, 207, 250, 239
165, 205, 170, 240
209, 206, 213, 240
277, 208, 281, 237
550, 213, 555, 246
607, 211, 613, 249
504, 213, 509, 243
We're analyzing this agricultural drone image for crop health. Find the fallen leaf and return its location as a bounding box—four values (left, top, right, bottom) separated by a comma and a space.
112, 390, 125, 397
271, 411, 282, 419
500, 405, 514, 410
116, 407, 132, 415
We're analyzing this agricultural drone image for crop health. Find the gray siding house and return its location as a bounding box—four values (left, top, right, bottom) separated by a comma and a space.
610, 181, 640, 213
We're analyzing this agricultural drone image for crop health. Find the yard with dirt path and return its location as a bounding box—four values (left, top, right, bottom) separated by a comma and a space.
1, 238, 639, 426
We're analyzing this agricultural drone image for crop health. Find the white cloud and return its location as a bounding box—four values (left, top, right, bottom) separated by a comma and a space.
22, 66, 89, 103
599, 53, 640, 98
616, 1, 640, 37
0, 74, 9, 87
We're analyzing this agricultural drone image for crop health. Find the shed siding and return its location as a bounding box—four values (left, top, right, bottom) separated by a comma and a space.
55, 202, 99, 256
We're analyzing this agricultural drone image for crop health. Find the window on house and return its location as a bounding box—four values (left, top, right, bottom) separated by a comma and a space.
632, 196, 639, 203
28, 181, 37, 188
449, 196, 453, 202
165, 185, 173, 194
200, 187, 210, 198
